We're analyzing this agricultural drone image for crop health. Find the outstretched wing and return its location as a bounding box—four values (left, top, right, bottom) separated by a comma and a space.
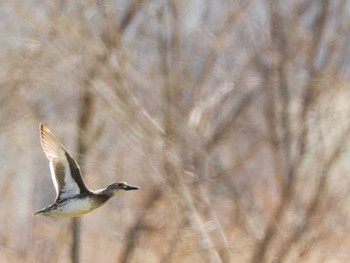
39, 123, 89, 202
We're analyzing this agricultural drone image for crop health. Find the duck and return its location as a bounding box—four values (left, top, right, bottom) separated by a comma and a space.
34, 123, 139, 218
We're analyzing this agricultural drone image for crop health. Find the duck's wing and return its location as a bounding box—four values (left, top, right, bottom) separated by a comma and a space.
39, 123, 89, 202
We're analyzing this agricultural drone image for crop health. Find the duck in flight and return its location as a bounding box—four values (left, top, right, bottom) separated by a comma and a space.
34, 123, 139, 218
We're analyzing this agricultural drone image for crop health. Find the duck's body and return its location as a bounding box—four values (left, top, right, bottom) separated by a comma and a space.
35, 192, 109, 217
35, 123, 139, 218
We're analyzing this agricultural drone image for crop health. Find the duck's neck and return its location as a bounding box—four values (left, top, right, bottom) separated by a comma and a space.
93, 188, 114, 198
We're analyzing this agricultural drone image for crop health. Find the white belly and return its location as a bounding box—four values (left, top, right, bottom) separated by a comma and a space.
51, 198, 97, 218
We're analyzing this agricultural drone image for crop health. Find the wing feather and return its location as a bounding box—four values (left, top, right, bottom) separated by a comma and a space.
39, 123, 89, 201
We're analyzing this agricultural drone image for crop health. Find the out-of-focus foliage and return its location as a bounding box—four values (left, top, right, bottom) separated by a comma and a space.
1, 0, 350, 262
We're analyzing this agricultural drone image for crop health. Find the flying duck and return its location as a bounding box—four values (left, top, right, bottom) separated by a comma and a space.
34, 123, 139, 218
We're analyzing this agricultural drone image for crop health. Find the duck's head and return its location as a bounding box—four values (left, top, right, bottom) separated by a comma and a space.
105, 182, 140, 196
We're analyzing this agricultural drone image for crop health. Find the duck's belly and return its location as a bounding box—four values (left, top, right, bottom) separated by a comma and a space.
52, 198, 98, 218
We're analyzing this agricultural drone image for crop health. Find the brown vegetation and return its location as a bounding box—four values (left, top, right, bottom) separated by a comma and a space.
1, 1, 350, 262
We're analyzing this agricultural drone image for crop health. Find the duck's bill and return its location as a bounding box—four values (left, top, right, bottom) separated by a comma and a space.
125, 185, 140, 191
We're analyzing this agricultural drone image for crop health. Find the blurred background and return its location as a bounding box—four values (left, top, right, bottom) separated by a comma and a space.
1, 0, 350, 262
